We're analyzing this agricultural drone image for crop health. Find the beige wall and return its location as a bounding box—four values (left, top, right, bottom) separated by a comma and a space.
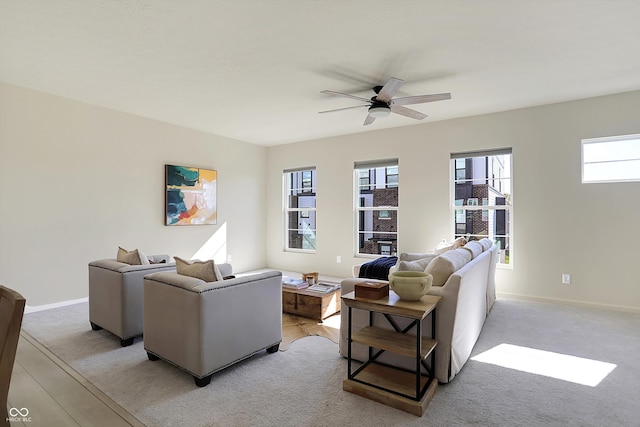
0, 83, 268, 307
3, 83, 639, 311
266, 90, 640, 312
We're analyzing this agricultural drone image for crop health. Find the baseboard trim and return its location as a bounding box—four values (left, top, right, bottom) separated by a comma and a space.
25, 297, 88, 314
496, 292, 640, 315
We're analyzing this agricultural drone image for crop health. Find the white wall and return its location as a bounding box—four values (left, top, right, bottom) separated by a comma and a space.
266, 90, 640, 312
0, 83, 268, 307
3, 83, 639, 311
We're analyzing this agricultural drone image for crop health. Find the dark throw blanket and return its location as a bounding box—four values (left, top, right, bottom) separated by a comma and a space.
358, 256, 398, 281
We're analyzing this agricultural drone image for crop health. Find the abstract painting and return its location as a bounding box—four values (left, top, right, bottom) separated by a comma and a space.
165, 165, 217, 226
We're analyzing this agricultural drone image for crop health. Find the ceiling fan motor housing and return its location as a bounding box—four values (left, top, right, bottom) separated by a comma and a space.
369, 99, 391, 118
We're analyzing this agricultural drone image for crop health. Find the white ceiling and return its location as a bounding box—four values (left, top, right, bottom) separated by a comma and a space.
2, 1, 640, 147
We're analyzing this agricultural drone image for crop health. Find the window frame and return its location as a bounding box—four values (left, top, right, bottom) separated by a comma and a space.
283, 168, 317, 253
354, 159, 399, 258
451, 149, 512, 267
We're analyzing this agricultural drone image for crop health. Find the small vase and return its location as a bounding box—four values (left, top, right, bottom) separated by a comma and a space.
389, 271, 433, 301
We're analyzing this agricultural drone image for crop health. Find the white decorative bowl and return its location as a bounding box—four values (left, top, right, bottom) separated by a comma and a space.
389, 271, 433, 301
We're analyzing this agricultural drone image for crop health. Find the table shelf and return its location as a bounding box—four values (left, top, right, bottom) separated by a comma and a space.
351, 326, 437, 359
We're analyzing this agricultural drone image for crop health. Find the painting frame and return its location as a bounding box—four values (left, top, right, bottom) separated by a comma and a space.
165, 164, 217, 226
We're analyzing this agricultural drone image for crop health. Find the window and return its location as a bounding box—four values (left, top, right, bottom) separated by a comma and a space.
355, 159, 398, 256
451, 149, 512, 265
582, 134, 640, 183
284, 168, 316, 251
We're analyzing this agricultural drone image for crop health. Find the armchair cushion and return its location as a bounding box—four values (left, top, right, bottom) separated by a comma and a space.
116, 246, 149, 265
175, 257, 222, 282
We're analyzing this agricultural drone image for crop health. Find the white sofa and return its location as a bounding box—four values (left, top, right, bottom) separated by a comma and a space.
340, 240, 498, 383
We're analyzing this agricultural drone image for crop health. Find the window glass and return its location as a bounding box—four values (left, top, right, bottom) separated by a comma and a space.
452, 151, 512, 265
582, 135, 640, 183
284, 169, 316, 251
355, 161, 398, 256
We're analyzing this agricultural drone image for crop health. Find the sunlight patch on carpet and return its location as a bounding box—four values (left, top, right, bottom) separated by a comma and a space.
471, 344, 616, 386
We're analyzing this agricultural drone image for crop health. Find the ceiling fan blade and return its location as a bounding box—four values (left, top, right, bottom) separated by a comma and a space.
319, 105, 369, 114
321, 90, 371, 103
392, 93, 452, 106
391, 105, 427, 120
363, 115, 376, 126
376, 77, 404, 102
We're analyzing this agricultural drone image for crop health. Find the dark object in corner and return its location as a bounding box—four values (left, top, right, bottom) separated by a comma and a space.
358, 256, 398, 281
223, 275, 236, 280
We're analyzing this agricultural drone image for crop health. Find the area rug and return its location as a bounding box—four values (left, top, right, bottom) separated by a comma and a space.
21, 300, 640, 426
281, 312, 340, 350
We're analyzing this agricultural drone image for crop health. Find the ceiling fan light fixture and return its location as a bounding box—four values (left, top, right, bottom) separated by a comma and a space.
369, 105, 391, 118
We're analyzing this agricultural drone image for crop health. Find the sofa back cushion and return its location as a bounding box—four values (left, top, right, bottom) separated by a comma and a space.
478, 238, 493, 251
425, 248, 472, 286
461, 241, 483, 259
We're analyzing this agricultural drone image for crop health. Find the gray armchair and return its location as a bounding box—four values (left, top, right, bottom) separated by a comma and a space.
88, 255, 176, 346
142, 268, 282, 387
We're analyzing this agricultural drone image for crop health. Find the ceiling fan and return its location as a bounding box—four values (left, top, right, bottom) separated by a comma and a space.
320, 77, 451, 126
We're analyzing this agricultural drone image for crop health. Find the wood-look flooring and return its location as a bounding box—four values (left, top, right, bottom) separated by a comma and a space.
6, 312, 340, 427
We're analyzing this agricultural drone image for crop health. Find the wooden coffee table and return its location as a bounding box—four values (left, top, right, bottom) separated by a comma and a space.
282, 285, 341, 322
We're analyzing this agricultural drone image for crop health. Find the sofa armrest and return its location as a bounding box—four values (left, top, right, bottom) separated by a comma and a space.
352, 264, 360, 278
217, 262, 233, 278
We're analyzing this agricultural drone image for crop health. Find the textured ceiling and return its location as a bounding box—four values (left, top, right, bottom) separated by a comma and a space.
2, 1, 640, 146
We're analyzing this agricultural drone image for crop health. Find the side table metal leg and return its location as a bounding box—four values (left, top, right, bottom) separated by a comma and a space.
416, 320, 421, 399
347, 306, 352, 379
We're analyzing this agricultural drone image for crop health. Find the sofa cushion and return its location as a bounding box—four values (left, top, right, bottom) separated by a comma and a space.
434, 240, 454, 255
399, 252, 432, 262
479, 238, 493, 251
117, 247, 149, 265
175, 257, 222, 282
425, 248, 472, 287
398, 254, 437, 272
462, 241, 483, 259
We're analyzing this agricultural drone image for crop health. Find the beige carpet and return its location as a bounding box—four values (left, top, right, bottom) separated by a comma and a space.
20, 300, 640, 426
280, 312, 340, 350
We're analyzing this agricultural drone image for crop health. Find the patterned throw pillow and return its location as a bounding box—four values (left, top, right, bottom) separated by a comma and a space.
175, 257, 222, 282
116, 247, 149, 265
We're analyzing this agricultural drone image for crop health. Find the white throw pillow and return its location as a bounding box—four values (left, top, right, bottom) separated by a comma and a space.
425, 249, 472, 287
398, 254, 437, 272
399, 252, 433, 262
434, 240, 454, 255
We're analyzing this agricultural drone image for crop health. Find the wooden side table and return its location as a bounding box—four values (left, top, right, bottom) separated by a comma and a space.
342, 291, 441, 416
